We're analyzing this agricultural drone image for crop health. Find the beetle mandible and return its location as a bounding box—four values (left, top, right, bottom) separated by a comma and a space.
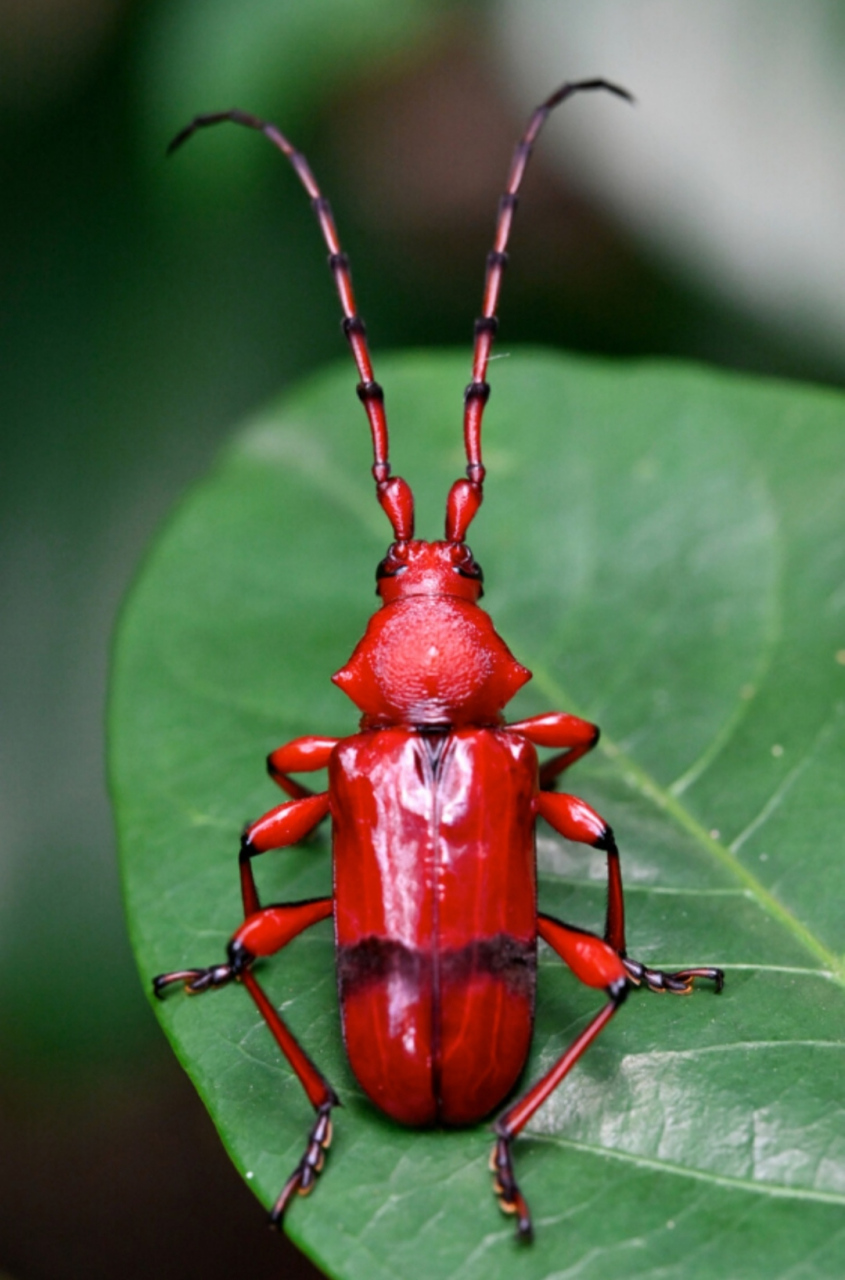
153, 80, 724, 1241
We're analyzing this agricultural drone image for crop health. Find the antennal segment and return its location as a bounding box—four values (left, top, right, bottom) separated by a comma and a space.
168, 109, 414, 542
445, 79, 633, 544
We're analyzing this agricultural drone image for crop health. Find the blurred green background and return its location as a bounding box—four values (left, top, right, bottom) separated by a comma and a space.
2, 1, 844, 1276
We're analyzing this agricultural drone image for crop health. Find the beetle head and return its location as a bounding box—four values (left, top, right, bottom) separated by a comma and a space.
375, 539, 483, 605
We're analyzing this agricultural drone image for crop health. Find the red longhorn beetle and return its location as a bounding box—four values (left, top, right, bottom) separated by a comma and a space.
153, 80, 724, 1241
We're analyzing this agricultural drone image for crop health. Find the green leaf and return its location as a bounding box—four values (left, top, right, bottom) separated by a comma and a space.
111, 350, 845, 1279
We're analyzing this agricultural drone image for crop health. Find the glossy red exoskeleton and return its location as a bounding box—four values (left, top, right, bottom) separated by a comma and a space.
153, 80, 724, 1241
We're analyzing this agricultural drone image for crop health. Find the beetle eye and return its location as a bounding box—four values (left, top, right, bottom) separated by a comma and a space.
376, 559, 407, 581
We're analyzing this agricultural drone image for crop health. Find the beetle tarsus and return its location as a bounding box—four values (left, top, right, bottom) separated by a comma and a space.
152, 963, 235, 997
490, 1133, 533, 1241
152, 945, 255, 999
623, 957, 724, 995
269, 1101, 335, 1229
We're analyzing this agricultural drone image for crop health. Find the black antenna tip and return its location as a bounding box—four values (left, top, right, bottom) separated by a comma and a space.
545, 78, 636, 111
166, 124, 194, 157
165, 109, 256, 158
601, 79, 636, 105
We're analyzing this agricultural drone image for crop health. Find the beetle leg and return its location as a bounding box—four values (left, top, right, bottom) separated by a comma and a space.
152, 898, 333, 999
489, 917, 629, 1239
240, 791, 330, 915
239, 965, 339, 1229
154, 897, 339, 1225
535, 791, 627, 955
537, 742, 595, 788
267, 735, 339, 800
508, 711, 600, 790
511, 711, 619, 949
535, 797, 724, 994
490, 998, 624, 1241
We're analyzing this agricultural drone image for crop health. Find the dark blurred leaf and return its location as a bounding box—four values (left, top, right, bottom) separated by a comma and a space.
112, 351, 845, 1279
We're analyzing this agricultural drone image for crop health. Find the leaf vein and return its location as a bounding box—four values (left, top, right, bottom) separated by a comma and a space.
729, 707, 843, 853
530, 1134, 845, 1206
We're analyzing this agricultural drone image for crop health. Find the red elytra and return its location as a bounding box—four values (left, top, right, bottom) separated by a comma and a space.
154, 81, 724, 1242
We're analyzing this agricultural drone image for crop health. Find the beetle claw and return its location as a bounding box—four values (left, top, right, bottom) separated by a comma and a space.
490, 1134, 533, 1242
267, 1169, 303, 1229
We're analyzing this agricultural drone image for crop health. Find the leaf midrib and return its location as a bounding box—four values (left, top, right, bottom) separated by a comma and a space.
530, 661, 845, 987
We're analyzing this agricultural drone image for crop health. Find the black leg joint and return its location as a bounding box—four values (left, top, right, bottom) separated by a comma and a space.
328, 251, 349, 272
226, 938, 255, 976
342, 315, 366, 337
464, 380, 490, 405
357, 380, 384, 404
498, 192, 519, 214
609, 977, 629, 1005
493, 1116, 512, 1142
593, 825, 617, 855
315, 1098, 335, 1127
311, 196, 332, 216
486, 249, 509, 270
474, 315, 499, 337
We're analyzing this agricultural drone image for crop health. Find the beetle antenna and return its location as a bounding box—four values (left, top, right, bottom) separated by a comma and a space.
445, 78, 633, 544
168, 109, 415, 542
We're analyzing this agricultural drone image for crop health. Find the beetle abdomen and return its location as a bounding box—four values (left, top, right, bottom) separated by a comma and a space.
331, 726, 537, 1126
